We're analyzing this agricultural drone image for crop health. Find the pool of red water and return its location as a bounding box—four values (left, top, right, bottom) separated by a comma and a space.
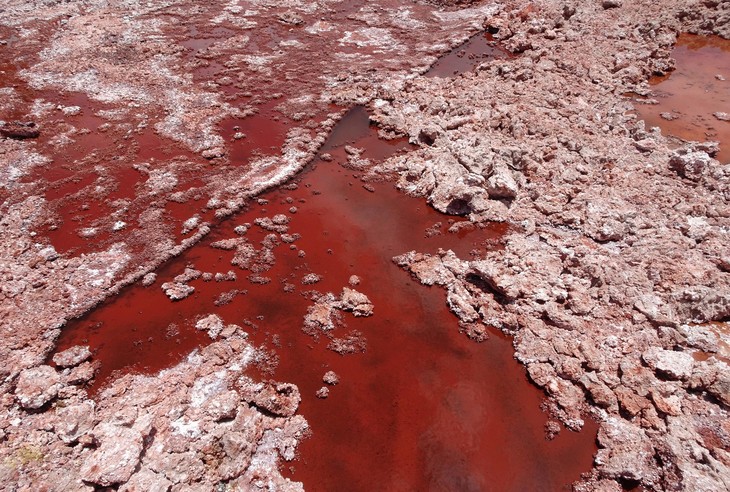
426, 31, 511, 78
633, 34, 730, 163
54, 107, 597, 491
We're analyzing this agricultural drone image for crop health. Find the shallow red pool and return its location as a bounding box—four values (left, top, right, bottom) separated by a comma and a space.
634, 34, 730, 163
55, 108, 597, 491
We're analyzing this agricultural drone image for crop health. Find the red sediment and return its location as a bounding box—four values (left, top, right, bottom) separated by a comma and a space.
633, 34, 730, 163
54, 108, 596, 490
426, 32, 512, 78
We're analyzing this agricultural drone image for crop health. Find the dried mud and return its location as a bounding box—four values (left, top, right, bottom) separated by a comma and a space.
2, 0, 730, 491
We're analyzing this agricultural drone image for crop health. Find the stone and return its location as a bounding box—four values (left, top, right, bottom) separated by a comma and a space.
204, 390, 240, 421
669, 149, 712, 181
240, 379, 301, 417
323, 371, 339, 385
0, 121, 40, 139
642, 348, 694, 380
708, 371, 730, 407
315, 386, 329, 399
52, 345, 92, 368
301, 273, 322, 285
486, 165, 519, 199
141, 273, 157, 286
66, 361, 97, 385
54, 401, 95, 444
161, 282, 195, 301
15, 365, 62, 410
80, 424, 143, 487
195, 314, 224, 339
602, 0, 622, 8
119, 468, 172, 492
595, 418, 658, 483
338, 287, 374, 317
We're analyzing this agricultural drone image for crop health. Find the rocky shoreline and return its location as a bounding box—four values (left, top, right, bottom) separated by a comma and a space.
1, 0, 729, 490
366, 1, 730, 490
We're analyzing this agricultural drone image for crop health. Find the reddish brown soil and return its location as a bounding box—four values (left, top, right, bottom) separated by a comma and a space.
633, 34, 730, 162
54, 108, 596, 490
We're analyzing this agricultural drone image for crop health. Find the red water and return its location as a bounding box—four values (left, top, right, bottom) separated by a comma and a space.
633, 34, 730, 163
426, 32, 511, 78
54, 107, 597, 491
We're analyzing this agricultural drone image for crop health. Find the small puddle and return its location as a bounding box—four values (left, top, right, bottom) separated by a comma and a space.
54, 107, 596, 491
632, 34, 730, 163
690, 321, 730, 364
426, 31, 511, 78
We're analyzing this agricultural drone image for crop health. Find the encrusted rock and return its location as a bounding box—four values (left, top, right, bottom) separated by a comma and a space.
52, 345, 92, 368
141, 272, 157, 286
669, 149, 713, 181
195, 313, 224, 339
323, 371, 340, 385
642, 348, 694, 381
0, 121, 40, 139
301, 273, 322, 285
204, 390, 240, 421
338, 287, 374, 317
15, 365, 63, 410
240, 378, 301, 417
161, 282, 195, 301
486, 165, 519, 199
119, 468, 173, 492
54, 401, 95, 444
595, 418, 658, 484
80, 424, 144, 487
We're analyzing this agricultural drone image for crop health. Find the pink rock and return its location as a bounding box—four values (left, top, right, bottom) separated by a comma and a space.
338, 287, 373, 317
195, 314, 224, 339
323, 371, 339, 385
119, 468, 172, 492
52, 345, 92, 368
54, 401, 95, 444
204, 390, 240, 421
15, 365, 62, 409
81, 424, 143, 487
240, 379, 300, 417
315, 386, 329, 399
